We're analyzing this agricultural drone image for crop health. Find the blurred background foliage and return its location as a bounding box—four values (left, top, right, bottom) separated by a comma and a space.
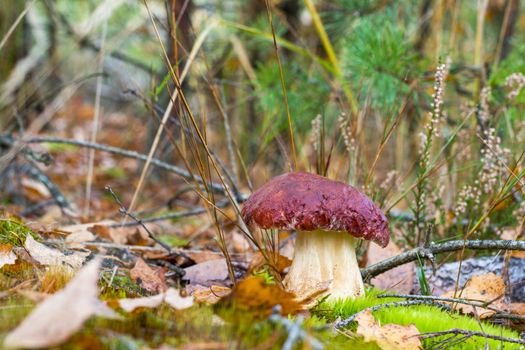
0, 0, 524, 249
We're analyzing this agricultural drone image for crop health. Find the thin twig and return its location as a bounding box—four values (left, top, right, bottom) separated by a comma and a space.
336, 300, 451, 328
108, 198, 231, 228
361, 240, 525, 281
377, 293, 525, 321
13, 135, 242, 198
420, 328, 525, 345
106, 186, 172, 254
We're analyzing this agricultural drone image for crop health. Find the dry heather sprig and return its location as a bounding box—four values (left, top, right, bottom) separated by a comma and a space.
478, 86, 491, 125
413, 59, 450, 242
480, 128, 510, 193
454, 183, 482, 217
505, 72, 525, 100
311, 114, 322, 151
337, 112, 355, 153
379, 170, 399, 191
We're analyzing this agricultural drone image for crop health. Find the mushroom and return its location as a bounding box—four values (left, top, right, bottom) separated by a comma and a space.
241, 172, 390, 300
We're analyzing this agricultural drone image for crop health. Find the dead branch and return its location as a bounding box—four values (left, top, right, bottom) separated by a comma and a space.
361, 240, 525, 282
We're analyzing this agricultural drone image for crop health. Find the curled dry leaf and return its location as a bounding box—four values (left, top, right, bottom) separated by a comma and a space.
24, 235, 89, 270
248, 251, 292, 275
441, 273, 506, 318
355, 310, 421, 350
220, 276, 305, 316
130, 258, 168, 293
118, 288, 193, 312
3, 259, 118, 349
0, 244, 17, 269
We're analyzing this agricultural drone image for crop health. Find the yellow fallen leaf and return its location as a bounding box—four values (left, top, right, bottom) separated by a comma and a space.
441, 273, 505, 318
220, 276, 305, 317
356, 310, 421, 350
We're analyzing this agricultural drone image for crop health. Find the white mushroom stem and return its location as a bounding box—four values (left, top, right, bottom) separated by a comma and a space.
283, 230, 365, 300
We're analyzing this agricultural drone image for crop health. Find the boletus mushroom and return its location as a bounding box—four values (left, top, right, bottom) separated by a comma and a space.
241, 172, 390, 300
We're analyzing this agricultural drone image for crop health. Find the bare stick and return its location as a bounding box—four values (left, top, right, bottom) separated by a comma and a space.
336, 300, 451, 328
377, 293, 525, 321
420, 328, 525, 346
15, 135, 241, 197
361, 240, 525, 281
105, 186, 172, 254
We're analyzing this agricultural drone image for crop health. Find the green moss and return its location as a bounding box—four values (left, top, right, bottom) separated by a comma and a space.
158, 235, 189, 248
0, 216, 40, 246
315, 288, 521, 350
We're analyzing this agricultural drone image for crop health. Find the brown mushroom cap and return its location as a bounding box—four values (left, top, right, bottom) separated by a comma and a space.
241, 172, 390, 247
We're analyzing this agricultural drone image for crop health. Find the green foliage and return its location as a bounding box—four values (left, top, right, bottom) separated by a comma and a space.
340, 7, 420, 109
253, 60, 330, 146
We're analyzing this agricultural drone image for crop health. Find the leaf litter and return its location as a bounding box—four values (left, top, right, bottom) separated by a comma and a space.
3, 259, 118, 349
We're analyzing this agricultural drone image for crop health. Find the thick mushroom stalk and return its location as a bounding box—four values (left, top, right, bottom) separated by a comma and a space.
283, 230, 364, 300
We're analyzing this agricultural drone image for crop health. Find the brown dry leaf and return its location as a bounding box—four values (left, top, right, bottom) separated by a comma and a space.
190, 285, 232, 304
510, 303, 525, 315
21, 178, 51, 201
0, 244, 16, 269
3, 259, 118, 349
184, 259, 229, 286
24, 235, 89, 270
118, 288, 193, 312
60, 222, 116, 243
441, 273, 506, 318
130, 258, 168, 293
248, 251, 292, 274
221, 276, 304, 316
356, 310, 421, 350
366, 240, 414, 294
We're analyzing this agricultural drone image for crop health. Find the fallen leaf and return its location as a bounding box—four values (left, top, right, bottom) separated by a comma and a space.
118, 288, 193, 312
366, 240, 414, 294
356, 310, 421, 350
220, 276, 304, 316
119, 293, 164, 312
24, 235, 89, 269
248, 251, 292, 274
21, 177, 51, 201
190, 285, 232, 304
61, 222, 108, 243
130, 258, 167, 293
441, 273, 506, 318
0, 244, 16, 269
3, 259, 118, 349
164, 288, 194, 309
184, 259, 229, 286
